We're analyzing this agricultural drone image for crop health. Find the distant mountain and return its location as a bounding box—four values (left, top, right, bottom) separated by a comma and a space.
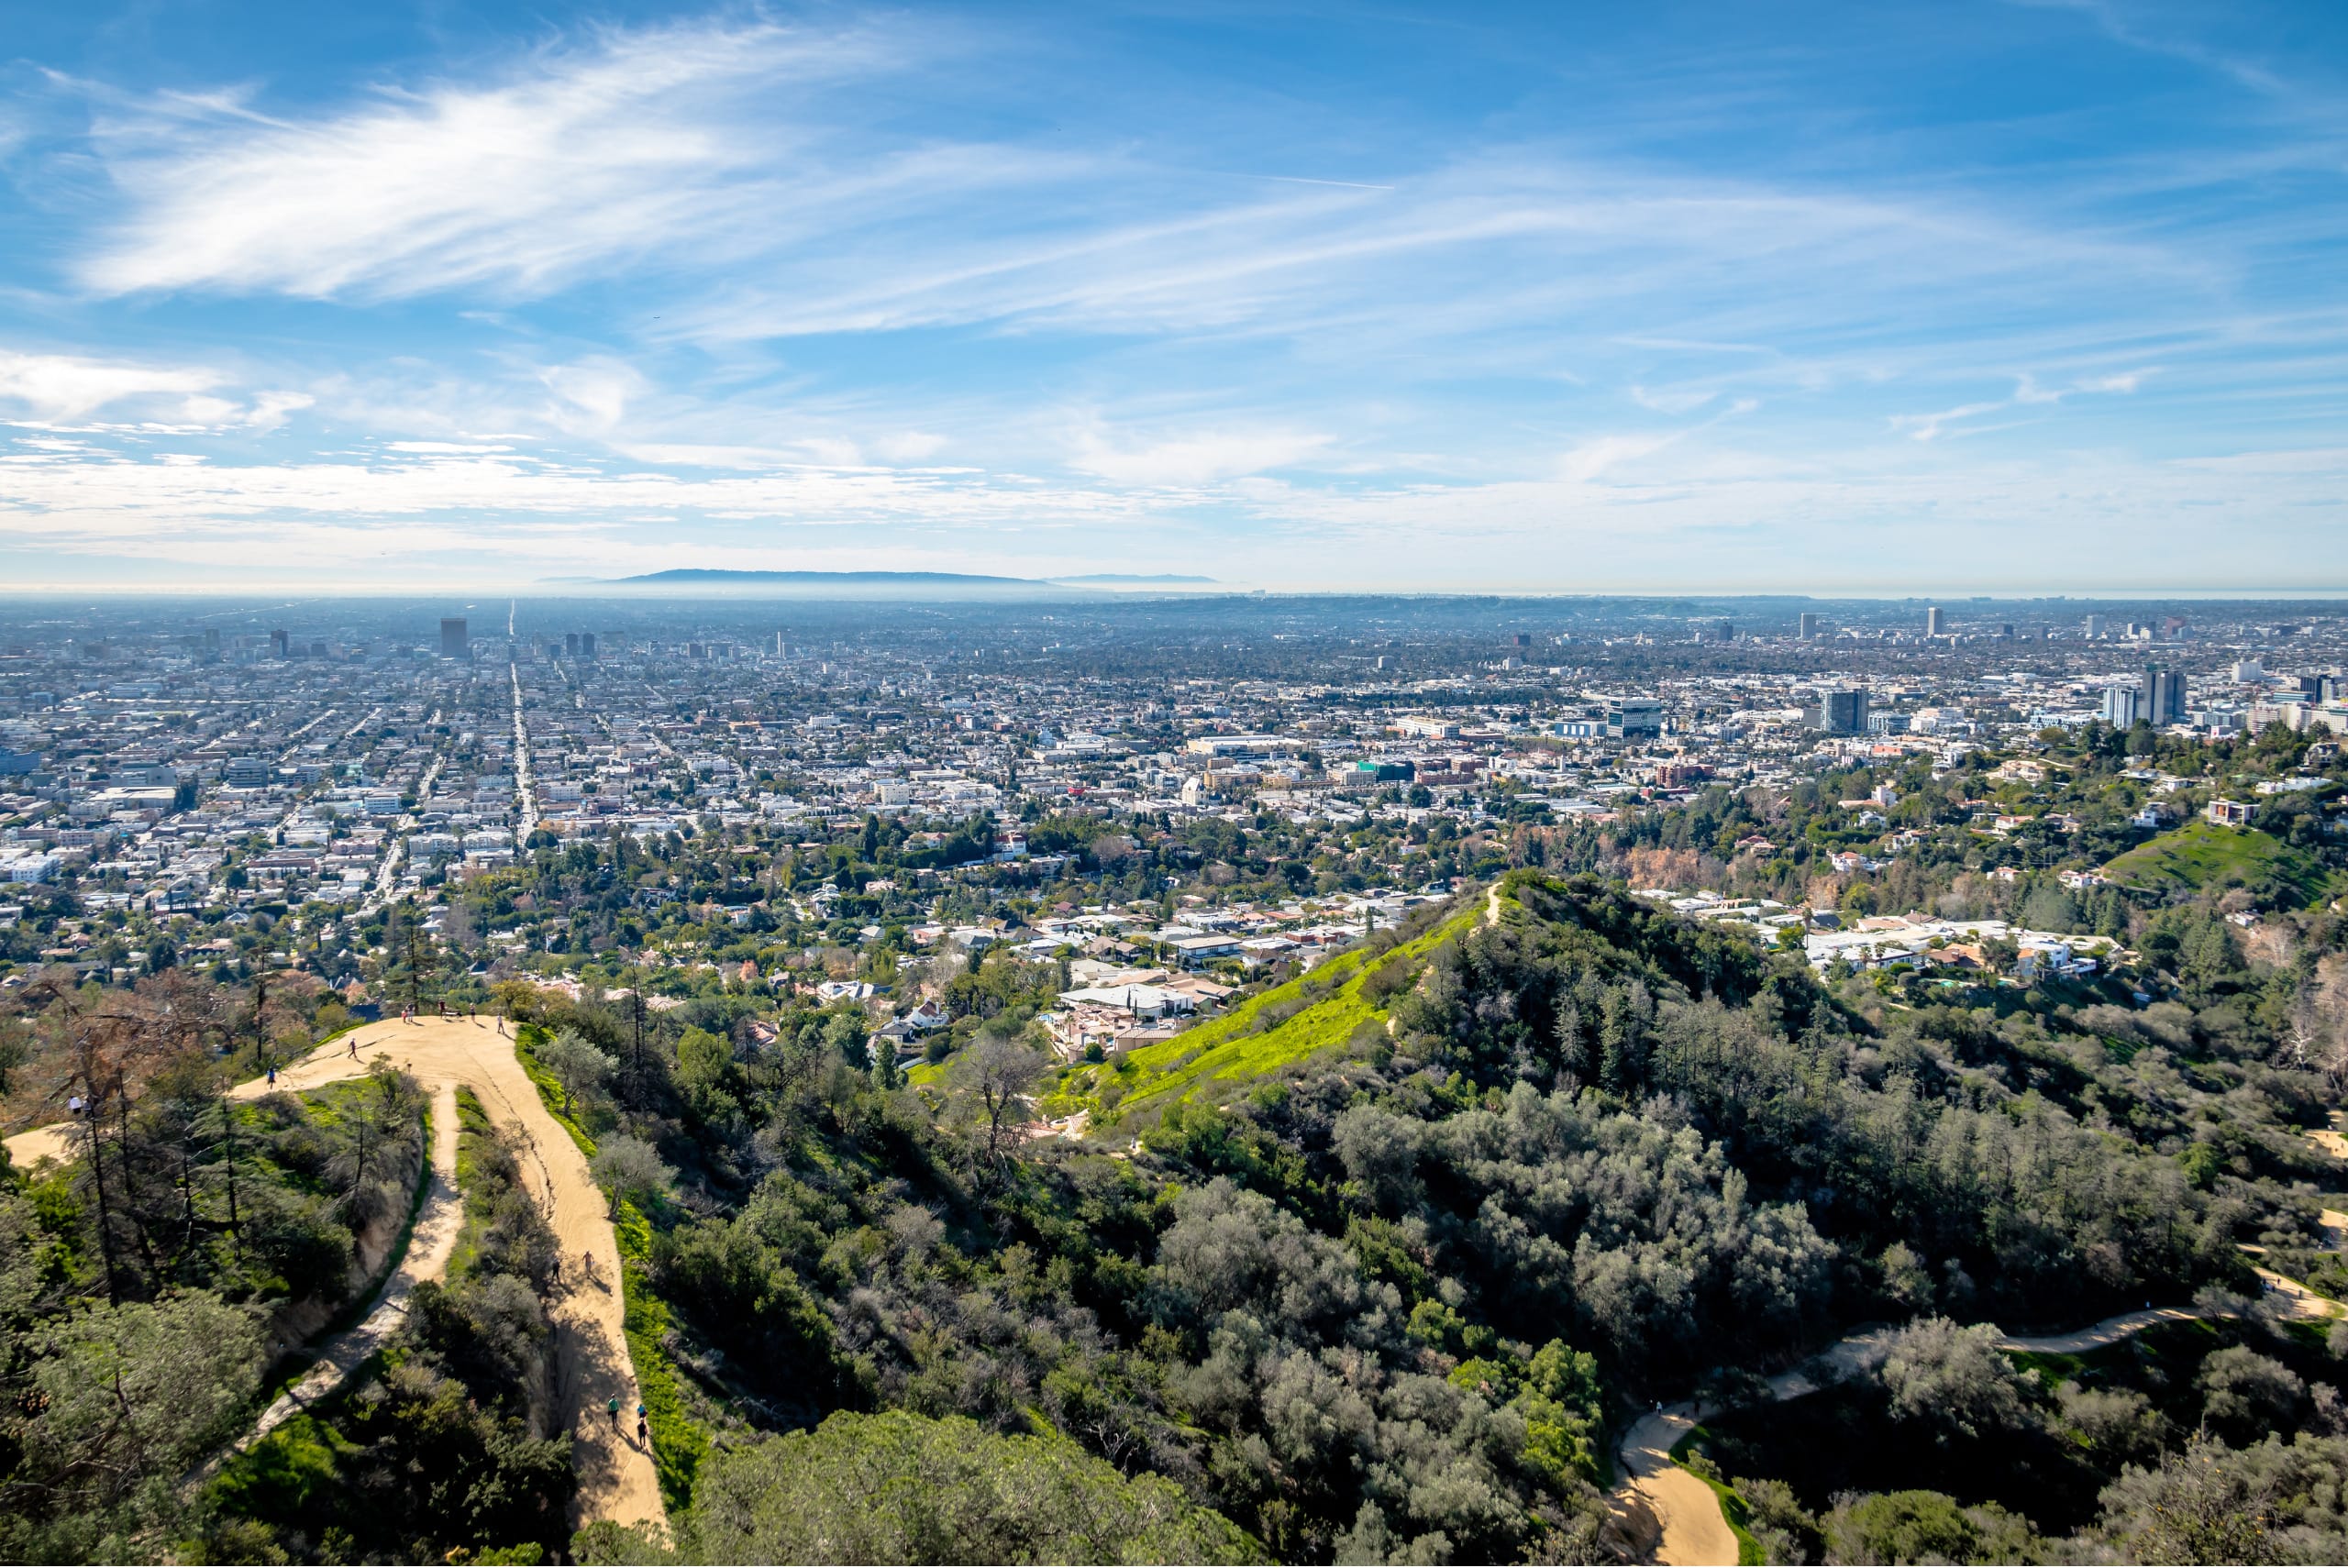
1050, 573, 1220, 585
615, 569, 1047, 587
571, 569, 1085, 598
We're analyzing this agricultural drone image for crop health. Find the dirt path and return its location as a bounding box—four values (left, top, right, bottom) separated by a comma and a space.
7, 1016, 665, 1534
1611, 1405, 1741, 1566
1620, 1302, 2266, 1564
185, 1082, 466, 1485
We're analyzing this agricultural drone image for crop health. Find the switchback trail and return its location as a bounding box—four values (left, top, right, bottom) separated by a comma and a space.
1615, 1297, 2331, 1564
5, 1016, 665, 1535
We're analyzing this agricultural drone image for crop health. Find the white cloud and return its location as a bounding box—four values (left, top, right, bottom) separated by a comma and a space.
1555, 432, 1677, 482
1630, 385, 1718, 414
78, 21, 895, 301
0, 348, 222, 421
537, 359, 644, 436
0, 348, 307, 428
1892, 368, 2153, 439
1066, 424, 1332, 486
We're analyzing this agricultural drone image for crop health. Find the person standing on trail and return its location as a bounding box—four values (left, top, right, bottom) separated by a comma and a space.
266, 1065, 277, 1089
607, 1395, 620, 1427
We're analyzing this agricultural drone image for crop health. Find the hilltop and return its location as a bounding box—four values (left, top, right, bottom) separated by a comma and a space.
2105, 817, 2337, 906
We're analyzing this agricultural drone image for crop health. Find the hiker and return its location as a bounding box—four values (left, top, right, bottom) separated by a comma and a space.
348, 1037, 359, 1060
607, 1395, 621, 1427
637, 1415, 649, 1446
266, 1065, 277, 1089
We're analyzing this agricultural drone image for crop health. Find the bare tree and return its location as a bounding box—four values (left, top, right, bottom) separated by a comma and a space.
948, 1027, 1046, 1187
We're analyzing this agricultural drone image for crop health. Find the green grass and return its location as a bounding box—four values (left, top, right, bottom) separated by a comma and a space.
1668, 1425, 1767, 1566
2104, 818, 2335, 904
1082, 905, 1480, 1126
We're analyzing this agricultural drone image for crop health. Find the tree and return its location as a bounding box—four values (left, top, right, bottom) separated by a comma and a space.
1875, 1318, 2032, 1442
3, 1291, 266, 1552
538, 1029, 616, 1116
947, 1029, 1044, 1185
672, 1410, 1256, 1565
590, 1134, 675, 1210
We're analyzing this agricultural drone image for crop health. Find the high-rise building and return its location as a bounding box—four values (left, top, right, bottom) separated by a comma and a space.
1606, 699, 1664, 738
2103, 685, 2143, 727
1815, 688, 1869, 734
270, 628, 289, 659
565, 633, 579, 657
2084, 613, 2106, 638
1512, 632, 1532, 647
1925, 606, 1947, 635
2143, 666, 2187, 725
440, 617, 469, 660
580, 632, 596, 657
1798, 613, 1821, 640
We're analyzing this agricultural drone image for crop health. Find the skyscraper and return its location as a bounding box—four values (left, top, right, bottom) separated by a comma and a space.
1816, 688, 1869, 734
580, 632, 596, 657
1925, 606, 1947, 635
440, 617, 469, 660
2143, 666, 2187, 724
2103, 685, 2143, 727
270, 628, 289, 659
1798, 613, 1820, 640
2084, 613, 2106, 638
565, 633, 579, 657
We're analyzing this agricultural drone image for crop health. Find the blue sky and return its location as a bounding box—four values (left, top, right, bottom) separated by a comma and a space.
1, 0, 2343, 592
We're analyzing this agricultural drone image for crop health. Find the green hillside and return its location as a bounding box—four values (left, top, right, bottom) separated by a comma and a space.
1068, 901, 1482, 1127
2104, 818, 2334, 905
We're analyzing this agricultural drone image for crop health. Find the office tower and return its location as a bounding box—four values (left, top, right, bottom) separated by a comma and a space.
1606, 699, 1664, 738
1798, 613, 1820, 640
1997, 623, 2013, 639
565, 633, 579, 657
270, 628, 289, 659
2143, 666, 2187, 724
2084, 613, 2106, 638
440, 617, 469, 659
1817, 688, 1868, 734
1926, 606, 1947, 635
1513, 632, 1532, 647
580, 632, 596, 657
2103, 685, 2143, 727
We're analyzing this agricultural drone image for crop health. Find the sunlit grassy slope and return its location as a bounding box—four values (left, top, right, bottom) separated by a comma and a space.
1073, 900, 1483, 1128
2105, 819, 2334, 905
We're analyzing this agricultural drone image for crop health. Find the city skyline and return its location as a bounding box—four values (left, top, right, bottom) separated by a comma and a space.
3, 0, 2346, 592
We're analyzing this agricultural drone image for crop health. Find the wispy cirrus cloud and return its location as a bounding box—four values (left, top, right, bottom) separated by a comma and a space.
1891, 369, 2156, 440
75, 19, 927, 302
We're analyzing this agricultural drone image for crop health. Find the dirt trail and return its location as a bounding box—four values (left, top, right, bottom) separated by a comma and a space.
184, 1082, 466, 1485
7, 1016, 665, 1534
1619, 1302, 2279, 1564
1611, 1405, 1740, 1566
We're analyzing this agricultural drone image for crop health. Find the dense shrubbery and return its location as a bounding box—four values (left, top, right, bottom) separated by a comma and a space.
208, 1088, 573, 1562
537, 868, 2348, 1564
0, 1026, 426, 1561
